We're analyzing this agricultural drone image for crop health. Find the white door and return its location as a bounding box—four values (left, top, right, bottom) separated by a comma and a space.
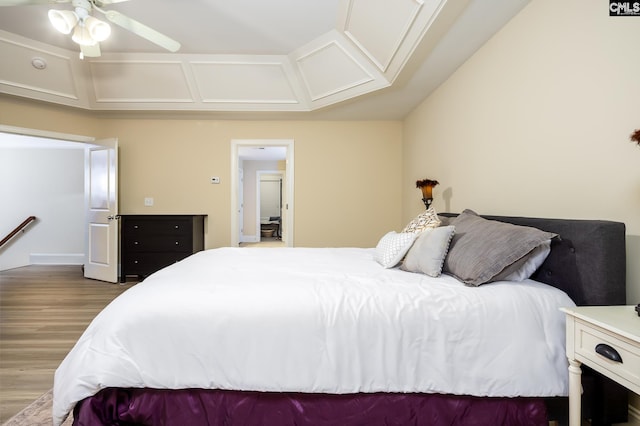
238, 167, 245, 241
84, 138, 118, 282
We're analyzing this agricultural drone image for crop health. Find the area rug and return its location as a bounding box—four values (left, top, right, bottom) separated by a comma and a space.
2, 389, 73, 426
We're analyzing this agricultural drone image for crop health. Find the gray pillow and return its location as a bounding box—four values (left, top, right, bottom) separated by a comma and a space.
400, 225, 455, 277
491, 239, 551, 281
443, 210, 557, 286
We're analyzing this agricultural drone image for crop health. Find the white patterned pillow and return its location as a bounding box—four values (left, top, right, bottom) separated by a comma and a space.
374, 231, 419, 268
402, 206, 441, 233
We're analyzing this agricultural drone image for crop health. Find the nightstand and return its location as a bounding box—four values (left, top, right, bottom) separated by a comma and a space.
562, 305, 640, 426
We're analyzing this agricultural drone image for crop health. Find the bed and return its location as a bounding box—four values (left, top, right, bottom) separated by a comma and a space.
53, 210, 628, 426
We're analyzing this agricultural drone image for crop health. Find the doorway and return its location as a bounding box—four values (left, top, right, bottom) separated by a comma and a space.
0, 125, 119, 282
230, 139, 294, 247
257, 170, 284, 243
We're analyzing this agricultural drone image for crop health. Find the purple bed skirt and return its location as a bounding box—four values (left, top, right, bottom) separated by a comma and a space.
73, 388, 548, 425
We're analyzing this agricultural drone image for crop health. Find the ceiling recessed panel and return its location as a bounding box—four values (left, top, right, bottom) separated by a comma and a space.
0, 37, 78, 99
89, 61, 193, 103
191, 61, 298, 104
344, 0, 424, 72
296, 41, 375, 102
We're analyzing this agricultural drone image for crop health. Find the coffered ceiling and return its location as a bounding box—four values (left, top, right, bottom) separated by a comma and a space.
0, 0, 529, 119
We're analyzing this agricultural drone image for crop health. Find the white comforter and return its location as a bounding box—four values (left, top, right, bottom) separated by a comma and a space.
53, 247, 575, 425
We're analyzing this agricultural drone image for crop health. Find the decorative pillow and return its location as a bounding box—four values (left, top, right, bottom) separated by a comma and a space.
492, 239, 552, 282
374, 231, 419, 268
443, 210, 557, 286
401, 225, 455, 277
402, 206, 441, 233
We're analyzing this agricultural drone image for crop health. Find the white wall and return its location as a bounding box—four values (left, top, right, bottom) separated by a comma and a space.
0, 145, 85, 271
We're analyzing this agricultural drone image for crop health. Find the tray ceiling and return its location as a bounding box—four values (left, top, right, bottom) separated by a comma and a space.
0, 0, 530, 119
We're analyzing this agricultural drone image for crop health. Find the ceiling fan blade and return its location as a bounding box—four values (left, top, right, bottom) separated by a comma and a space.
103, 10, 180, 52
0, 0, 69, 5
93, 0, 130, 5
80, 43, 101, 58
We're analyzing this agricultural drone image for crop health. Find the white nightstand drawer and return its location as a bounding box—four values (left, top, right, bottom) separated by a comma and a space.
563, 305, 640, 426
574, 318, 640, 392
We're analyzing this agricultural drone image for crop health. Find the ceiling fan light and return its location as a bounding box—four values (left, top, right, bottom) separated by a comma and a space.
48, 9, 78, 35
85, 16, 111, 42
72, 25, 97, 46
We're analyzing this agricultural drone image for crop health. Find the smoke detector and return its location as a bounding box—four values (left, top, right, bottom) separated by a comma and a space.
31, 57, 47, 70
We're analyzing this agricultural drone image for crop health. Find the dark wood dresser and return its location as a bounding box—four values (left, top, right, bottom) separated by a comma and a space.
120, 215, 206, 282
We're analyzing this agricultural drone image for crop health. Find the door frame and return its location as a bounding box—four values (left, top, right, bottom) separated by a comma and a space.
0, 125, 95, 145
0, 125, 119, 282
230, 139, 294, 247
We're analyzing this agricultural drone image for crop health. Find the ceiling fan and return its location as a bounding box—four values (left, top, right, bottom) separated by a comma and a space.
0, 0, 181, 58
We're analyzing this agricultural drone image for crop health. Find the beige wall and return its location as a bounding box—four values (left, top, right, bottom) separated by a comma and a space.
0, 97, 103, 135
1, 96, 403, 249
403, 0, 640, 305
402, 1, 640, 410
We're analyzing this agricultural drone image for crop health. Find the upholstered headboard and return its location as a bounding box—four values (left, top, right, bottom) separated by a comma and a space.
440, 213, 628, 424
441, 213, 627, 306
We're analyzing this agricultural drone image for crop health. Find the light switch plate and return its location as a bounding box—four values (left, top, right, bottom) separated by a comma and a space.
144, 197, 154, 206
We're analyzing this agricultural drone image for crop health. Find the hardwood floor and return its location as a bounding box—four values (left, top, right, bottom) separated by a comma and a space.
0, 265, 134, 423
239, 236, 285, 248
239, 239, 285, 248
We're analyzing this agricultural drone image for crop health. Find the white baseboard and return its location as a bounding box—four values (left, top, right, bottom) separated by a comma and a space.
29, 253, 84, 265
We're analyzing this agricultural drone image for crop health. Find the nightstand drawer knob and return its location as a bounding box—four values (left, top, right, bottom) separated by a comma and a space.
595, 343, 623, 363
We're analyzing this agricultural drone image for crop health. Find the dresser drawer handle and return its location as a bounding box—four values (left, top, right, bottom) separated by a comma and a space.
595, 343, 623, 363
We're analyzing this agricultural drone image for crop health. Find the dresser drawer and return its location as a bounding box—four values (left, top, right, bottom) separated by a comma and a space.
574, 318, 640, 390
125, 235, 191, 252
123, 219, 191, 236
122, 252, 190, 276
